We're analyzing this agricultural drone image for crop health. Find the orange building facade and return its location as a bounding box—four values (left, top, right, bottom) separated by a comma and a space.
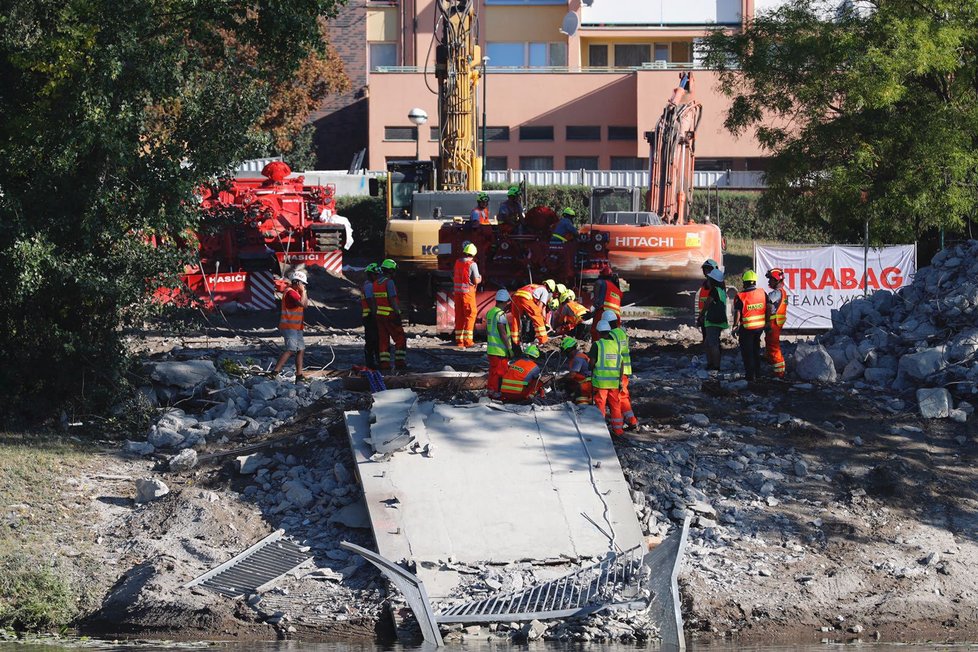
325, 0, 786, 172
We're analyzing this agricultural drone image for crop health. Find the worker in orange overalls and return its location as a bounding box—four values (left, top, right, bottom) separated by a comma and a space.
765, 268, 788, 378
589, 320, 624, 436
485, 289, 514, 399
469, 192, 491, 225
603, 309, 638, 430
558, 337, 592, 405
511, 279, 555, 345
453, 243, 482, 348
697, 259, 720, 340
733, 270, 766, 381
590, 266, 622, 341
371, 259, 407, 370
554, 289, 590, 338
500, 345, 544, 403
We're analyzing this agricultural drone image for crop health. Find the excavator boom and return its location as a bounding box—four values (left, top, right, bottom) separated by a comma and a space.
646, 72, 702, 224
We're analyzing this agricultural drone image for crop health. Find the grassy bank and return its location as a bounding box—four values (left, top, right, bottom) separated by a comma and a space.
0, 436, 103, 634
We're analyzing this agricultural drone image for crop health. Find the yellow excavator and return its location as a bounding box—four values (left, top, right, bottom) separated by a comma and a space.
375, 0, 499, 277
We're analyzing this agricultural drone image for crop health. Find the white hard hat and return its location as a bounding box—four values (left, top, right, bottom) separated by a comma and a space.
495, 289, 511, 302
601, 309, 618, 324
708, 268, 724, 283
291, 270, 308, 285
596, 320, 612, 333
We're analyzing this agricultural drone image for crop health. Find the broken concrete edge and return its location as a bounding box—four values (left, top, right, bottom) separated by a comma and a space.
644, 515, 691, 652
340, 541, 444, 647
184, 529, 285, 589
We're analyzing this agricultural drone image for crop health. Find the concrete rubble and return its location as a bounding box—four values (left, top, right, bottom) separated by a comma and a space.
819, 240, 978, 417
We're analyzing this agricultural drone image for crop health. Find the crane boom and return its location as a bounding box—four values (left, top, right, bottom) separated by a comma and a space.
646, 72, 702, 224
434, 0, 482, 192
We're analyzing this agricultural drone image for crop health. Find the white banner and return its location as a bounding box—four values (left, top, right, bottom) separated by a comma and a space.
753, 244, 917, 329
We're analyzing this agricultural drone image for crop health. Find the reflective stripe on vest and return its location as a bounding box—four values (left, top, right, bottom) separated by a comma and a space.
280, 307, 304, 330
591, 338, 621, 389
610, 327, 631, 376
769, 287, 788, 326
740, 287, 767, 330
697, 283, 711, 313
373, 278, 394, 317
361, 281, 372, 317
486, 306, 512, 357
599, 281, 623, 314
454, 258, 476, 294
501, 360, 537, 394
513, 284, 540, 302
552, 232, 568, 242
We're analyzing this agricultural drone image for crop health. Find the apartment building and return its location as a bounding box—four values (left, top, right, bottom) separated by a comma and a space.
316, 0, 785, 172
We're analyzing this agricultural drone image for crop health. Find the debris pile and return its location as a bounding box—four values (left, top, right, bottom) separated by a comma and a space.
134, 364, 332, 455
818, 240, 978, 416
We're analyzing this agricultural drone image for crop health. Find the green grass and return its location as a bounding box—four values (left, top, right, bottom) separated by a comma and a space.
0, 436, 100, 633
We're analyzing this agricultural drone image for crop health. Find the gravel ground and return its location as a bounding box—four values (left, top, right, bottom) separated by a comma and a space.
59, 279, 978, 645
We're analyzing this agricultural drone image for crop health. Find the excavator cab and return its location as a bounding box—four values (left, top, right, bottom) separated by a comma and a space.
374, 160, 436, 219
589, 187, 642, 221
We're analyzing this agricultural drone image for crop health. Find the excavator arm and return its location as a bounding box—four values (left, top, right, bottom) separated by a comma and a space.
646, 72, 702, 225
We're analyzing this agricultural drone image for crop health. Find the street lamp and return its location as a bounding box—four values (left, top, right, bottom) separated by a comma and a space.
408, 107, 428, 161
482, 56, 489, 186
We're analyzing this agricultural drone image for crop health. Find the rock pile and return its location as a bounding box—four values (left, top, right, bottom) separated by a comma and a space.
131, 360, 334, 456
818, 241, 978, 415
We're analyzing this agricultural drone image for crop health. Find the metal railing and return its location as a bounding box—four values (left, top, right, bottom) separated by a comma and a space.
484, 169, 766, 189
372, 62, 706, 74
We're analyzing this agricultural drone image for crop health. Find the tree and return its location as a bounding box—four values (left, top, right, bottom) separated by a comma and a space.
703, 0, 978, 243
0, 0, 346, 419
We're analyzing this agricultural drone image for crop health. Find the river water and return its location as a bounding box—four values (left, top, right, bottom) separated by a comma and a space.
2, 642, 977, 652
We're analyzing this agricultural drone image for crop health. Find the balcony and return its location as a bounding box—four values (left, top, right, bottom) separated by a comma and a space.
371, 61, 705, 74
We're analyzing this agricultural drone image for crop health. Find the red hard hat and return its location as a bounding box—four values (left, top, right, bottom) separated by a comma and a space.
766, 268, 785, 282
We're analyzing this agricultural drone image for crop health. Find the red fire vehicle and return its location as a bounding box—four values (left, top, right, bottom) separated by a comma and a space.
163, 161, 347, 309
434, 205, 611, 333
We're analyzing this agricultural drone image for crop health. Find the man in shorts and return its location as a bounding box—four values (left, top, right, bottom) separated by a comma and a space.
271, 269, 309, 381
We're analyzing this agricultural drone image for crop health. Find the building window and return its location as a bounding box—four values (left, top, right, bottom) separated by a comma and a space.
566, 125, 601, 141
695, 159, 735, 171
611, 157, 648, 171
520, 156, 554, 170
608, 126, 637, 141
672, 41, 693, 63
614, 44, 651, 67
487, 42, 567, 67
429, 126, 440, 141
486, 156, 508, 171
485, 126, 511, 141
565, 156, 599, 170
519, 126, 554, 141
588, 44, 608, 67
384, 126, 418, 141
654, 43, 670, 62
369, 43, 397, 70
486, 42, 524, 67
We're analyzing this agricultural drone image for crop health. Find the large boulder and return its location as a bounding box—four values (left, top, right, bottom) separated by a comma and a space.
147, 426, 184, 449
842, 359, 866, 381
168, 449, 198, 472
793, 344, 837, 383
917, 388, 951, 419
150, 360, 217, 390
135, 478, 170, 503
947, 328, 978, 363
898, 347, 947, 381
283, 480, 315, 508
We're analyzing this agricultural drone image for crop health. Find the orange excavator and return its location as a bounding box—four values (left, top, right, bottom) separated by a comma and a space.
581, 72, 722, 287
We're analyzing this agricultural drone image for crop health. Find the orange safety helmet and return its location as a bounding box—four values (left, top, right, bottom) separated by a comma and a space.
766, 268, 785, 283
